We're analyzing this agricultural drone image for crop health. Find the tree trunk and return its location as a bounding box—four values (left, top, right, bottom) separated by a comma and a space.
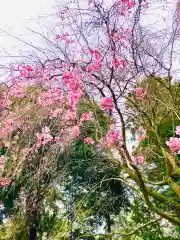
106, 214, 112, 240
106, 213, 111, 233
26, 189, 43, 240
29, 225, 37, 240
28, 211, 37, 240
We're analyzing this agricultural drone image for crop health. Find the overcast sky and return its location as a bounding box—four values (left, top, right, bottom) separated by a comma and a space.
0, 0, 55, 55
0, 0, 178, 78
0, 0, 175, 55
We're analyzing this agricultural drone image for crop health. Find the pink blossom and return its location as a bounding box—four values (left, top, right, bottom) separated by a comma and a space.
62, 71, 82, 91
80, 112, 93, 121
72, 125, 80, 138
87, 61, 102, 73
50, 108, 62, 118
166, 137, 180, 152
42, 126, 50, 134
0, 115, 22, 138
84, 137, 94, 145
134, 156, 145, 164
87, 48, 102, 73
176, 126, 180, 136
138, 135, 146, 142
65, 126, 80, 142
127, 1, 136, 9
38, 88, 63, 106
62, 71, 83, 107
36, 127, 53, 148
68, 89, 82, 107
62, 71, 76, 83
89, 48, 101, 60
104, 130, 122, 147
119, 0, 136, 16
0, 178, 12, 188
63, 110, 77, 121
135, 88, 147, 100
112, 57, 127, 69
120, 0, 135, 9
8, 77, 24, 97
0, 156, 5, 163
99, 97, 114, 110
18, 64, 37, 78
113, 57, 120, 68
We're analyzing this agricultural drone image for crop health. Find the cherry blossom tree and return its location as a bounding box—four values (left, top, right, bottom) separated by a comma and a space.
1, 0, 180, 239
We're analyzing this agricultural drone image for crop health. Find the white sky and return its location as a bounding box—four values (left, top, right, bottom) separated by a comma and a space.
0, 0, 175, 55
0, 0, 178, 80
0, 0, 55, 55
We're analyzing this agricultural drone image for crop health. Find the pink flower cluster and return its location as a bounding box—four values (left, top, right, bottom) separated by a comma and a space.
0, 116, 20, 138
63, 72, 82, 90
119, 0, 136, 16
84, 137, 94, 145
134, 155, 145, 164
87, 48, 102, 74
166, 126, 180, 154
9, 77, 24, 97
0, 178, 12, 189
62, 71, 83, 107
110, 29, 130, 48
87, 62, 102, 73
71, 125, 80, 138
0, 58, 86, 183
176, 126, 180, 136
135, 88, 147, 100
121, 1, 135, 7
50, 108, 62, 118
36, 126, 53, 148
18, 64, 37, 78
38, 88, 63, 106
138, 135, 147, 142
89, 49, 101, 60
112, 57, 128, 69
104, 130, 122, 147
62, 109, 77, 121
99, 97, 114, 110
166, 137, 180, 153
80, 112, 93, 122
60, 125, 80, 144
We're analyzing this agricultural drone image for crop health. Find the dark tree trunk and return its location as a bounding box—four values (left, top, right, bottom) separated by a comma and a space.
106, 214, 112, 240
28, 211, 38, 240
106, 213, 111, 233
29, 225, 37, 240
26, 186, 44, 240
